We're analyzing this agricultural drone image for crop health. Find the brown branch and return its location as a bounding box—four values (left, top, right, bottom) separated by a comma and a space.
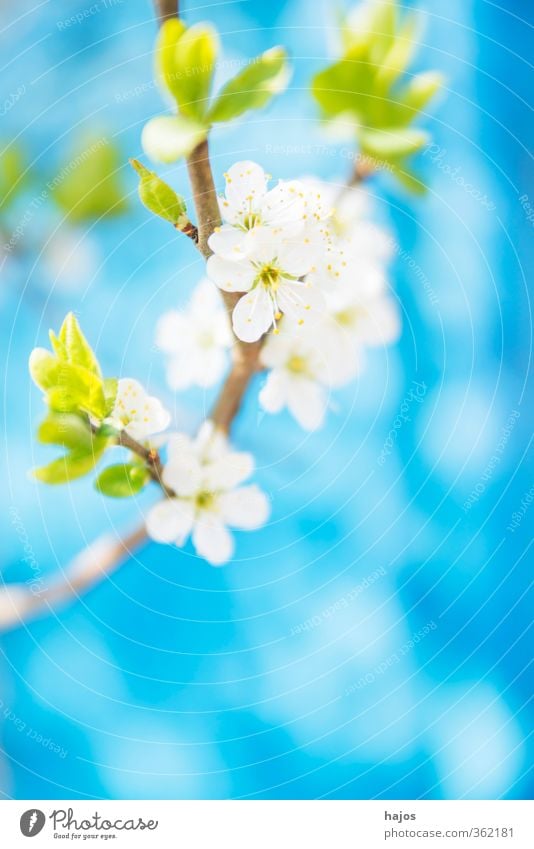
154, 0, 178, 23
0, 524, 147, 632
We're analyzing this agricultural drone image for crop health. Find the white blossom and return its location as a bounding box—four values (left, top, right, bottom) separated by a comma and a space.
207, 228, 326, 343
156, 279, 232, 390
107, 378, 170, 440
146, 422, 269, 565
208, 160, 331, 260
259, 323, 354, 430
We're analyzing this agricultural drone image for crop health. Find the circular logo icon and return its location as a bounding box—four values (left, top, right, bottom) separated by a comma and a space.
20, 810, 46, 837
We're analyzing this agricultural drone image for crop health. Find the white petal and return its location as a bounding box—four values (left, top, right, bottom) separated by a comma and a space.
277, 236, 318, 276
208, 225, 249, 260
358, 296, 401, 346
259, 330, 295, 369
223, 161, 268, 212
192, 516, 234, 565
220, 485, 270, 529
232, 288, 274, 343
260, 180, 306, 229
206, 254, 255, 293
287, 377, 327, 430
258, 369, 290, 414
146, 499, 195, 545
203, 451, 254, 490
156, 310, 188, 353
277, 280, 326, 329
162, 453, 203, 497
190, 347, 228, 388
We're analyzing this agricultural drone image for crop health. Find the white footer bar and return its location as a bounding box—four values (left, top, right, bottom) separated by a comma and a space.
1, 800, 532, 847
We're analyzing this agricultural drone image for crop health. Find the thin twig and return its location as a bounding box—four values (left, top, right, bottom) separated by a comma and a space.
154, 0, 178, 23
0, 525, 147, 632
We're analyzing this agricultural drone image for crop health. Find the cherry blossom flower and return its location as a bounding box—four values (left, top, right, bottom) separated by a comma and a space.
156, 279, 232, 390
259, 323, 354, 430
207, 228, 326, 343
208, 160, 331, 260
146, 422, 269, 565
106, 378, 170, 440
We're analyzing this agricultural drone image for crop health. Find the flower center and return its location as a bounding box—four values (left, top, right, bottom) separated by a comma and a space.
256, 263, 282, 292
286, 354, 308, 375
335, 306, 366, 327
242, 211, 261, 230
195, 490, 215, 510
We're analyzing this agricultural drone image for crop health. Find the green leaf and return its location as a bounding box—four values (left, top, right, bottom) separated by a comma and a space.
43, 361, 106, 419
360, 127, 428, 159
95, 463, 149, 498
141, 115, 208, 163
311, 48, 376, 121
155, 17, 187, 103
33, 434, 108, 484
171, 23, 219, 120
52, 136, 128, 222
374, 12, 420, 92
29, 348, 62, 391
37, 413, 93, 451
58, 312, 101, 375
103, 377, 118, 416
130, 159, 187, 225
155, 19, 218, 119
390, 71, 444, 125
208, 47, 289, 123
0, 143, 27, 212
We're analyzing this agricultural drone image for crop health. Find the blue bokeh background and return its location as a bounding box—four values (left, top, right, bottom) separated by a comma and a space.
1, 0, 532, 799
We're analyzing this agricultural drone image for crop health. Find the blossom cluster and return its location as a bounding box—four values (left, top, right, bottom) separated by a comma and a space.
157, 161, 400, 431
108, 161, 400, 563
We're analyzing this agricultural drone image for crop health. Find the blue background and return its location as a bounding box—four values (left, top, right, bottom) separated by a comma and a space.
1, 0, 532, 799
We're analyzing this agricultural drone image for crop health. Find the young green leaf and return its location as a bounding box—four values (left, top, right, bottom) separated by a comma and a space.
103, 377, 118, 416
29, 348, 62, 391
208, 47, 289, 123
141, 115, 208, 164
155, 17, 187, 103
130, 159, 187, 225
390, 71, 444, 125
0, 143, 27, 212
37, 413, 93, 451
374, 12, 420, 92
32, 435, 108, 485
170, 23, 219, 120
58, 312, 101, 375
360, 127, 428, 159
94, 463, 149, 498
46, 364, 106, 419
52, 136, 128, 222
311, 48, 375, 121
